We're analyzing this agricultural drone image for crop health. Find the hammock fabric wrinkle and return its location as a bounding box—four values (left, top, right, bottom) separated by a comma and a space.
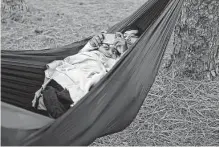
1, 0, 183, 145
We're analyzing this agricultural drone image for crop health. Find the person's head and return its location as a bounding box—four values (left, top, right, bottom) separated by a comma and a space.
123, 29, 140, 46
98, 28, 141, 58
98, 34, 120, 59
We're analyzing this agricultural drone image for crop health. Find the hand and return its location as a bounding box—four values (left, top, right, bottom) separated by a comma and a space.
89, 33, 104, 47
114, 32, 128, 54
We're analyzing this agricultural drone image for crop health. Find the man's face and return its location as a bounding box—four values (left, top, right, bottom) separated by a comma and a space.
124, 30, 139, 45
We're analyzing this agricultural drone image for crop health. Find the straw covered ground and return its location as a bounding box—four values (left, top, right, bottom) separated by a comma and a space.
1, 0, 219, 146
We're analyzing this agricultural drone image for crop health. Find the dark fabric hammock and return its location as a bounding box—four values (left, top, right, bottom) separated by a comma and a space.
1, 0, 183, 145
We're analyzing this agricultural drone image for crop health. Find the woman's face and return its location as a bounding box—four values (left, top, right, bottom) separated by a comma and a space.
98, 34, 126, 59
98, 43, 119, 59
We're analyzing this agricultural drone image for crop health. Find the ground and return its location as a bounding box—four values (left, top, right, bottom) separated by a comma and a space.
1, 0, 219, 146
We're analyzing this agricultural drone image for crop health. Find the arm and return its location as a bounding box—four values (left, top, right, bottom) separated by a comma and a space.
114, 32, 128, 54
79, 33, 105, 53
79, 42, 96, 53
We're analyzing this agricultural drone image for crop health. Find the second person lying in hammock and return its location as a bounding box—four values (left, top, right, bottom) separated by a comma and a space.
32, 29, 140, 118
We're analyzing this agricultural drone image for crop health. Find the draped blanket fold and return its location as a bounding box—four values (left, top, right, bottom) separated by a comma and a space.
1, 0, 183, 146
33, 50, 118, 110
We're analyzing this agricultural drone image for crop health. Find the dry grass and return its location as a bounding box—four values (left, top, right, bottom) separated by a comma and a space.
92, 65, 219, 146
1, 0, 219, 146
1, 0, 147, 50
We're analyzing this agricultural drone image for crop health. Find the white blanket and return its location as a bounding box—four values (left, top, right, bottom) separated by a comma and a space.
32, 43, 118, 110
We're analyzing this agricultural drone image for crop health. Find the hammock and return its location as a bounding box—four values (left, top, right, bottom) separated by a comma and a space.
1, 0, 183, 145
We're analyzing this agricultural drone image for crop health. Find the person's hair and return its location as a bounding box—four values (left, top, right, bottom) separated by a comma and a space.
122, 25, 143, 37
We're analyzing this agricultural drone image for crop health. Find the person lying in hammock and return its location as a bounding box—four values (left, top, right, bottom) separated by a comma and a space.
32, 29, 140, 118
